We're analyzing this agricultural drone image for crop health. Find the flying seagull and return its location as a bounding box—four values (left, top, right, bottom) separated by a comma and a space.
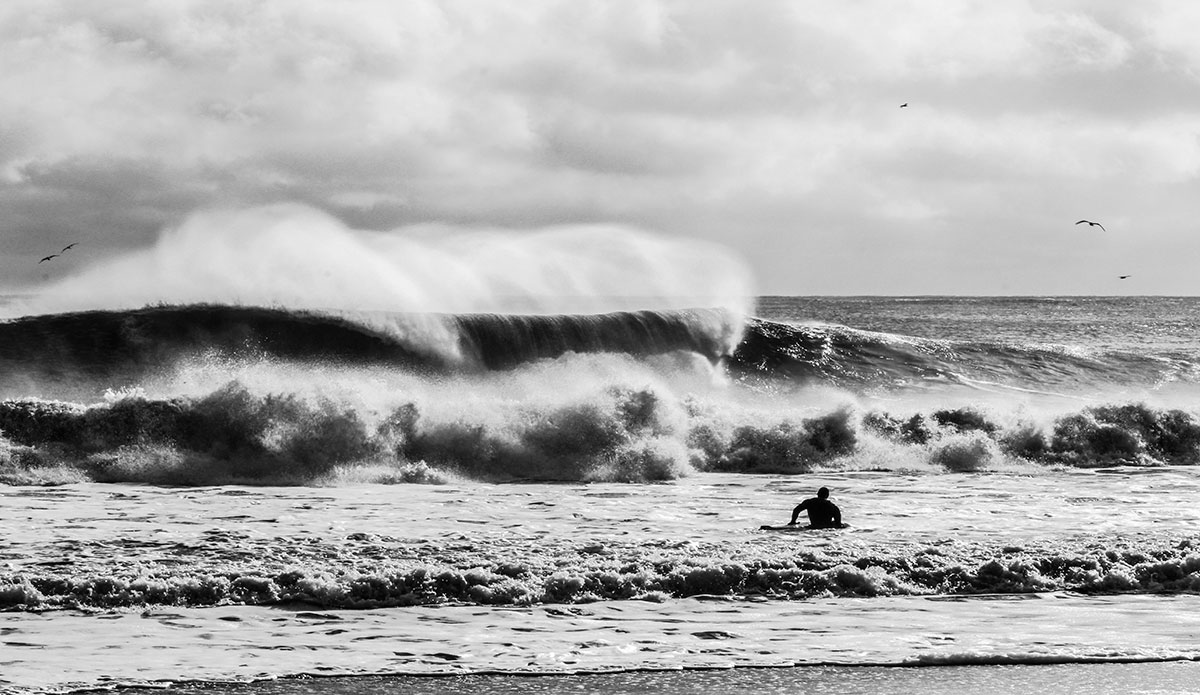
38, 253, 59, 263
60, 242, 78, 252
1075, 219, 1105, 231
1119, 275, 1131, 279
900, 103, 908, 108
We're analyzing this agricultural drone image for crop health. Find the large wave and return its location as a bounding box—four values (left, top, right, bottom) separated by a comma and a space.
4, 303, 1193, 397
0, 303, 741, 389
2, 202, 1198, 486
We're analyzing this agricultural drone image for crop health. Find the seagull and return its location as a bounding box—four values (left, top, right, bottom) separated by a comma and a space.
1075, 219, 1105, 231
1119, 275, 1131, 279
900, 103, 908, 108
38, 253, 59, 263
60, 242, 78, 253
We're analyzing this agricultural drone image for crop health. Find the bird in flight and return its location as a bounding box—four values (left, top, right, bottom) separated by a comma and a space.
60, 242, 78, 252
39, 253, 59, 263
900, 103, 908, 108
1119, 275, 1131, 279
1075, 219, 1105, 231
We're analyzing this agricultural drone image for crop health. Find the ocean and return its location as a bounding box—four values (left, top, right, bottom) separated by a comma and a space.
2, 296, 1200, 694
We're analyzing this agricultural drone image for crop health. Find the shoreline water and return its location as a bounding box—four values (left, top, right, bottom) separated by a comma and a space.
4, 472, 1200, 692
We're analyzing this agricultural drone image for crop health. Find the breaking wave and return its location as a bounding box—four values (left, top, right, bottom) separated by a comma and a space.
3, 380, 1199, 486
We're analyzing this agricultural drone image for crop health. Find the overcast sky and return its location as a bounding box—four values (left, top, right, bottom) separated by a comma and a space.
3, 0, 1200, 299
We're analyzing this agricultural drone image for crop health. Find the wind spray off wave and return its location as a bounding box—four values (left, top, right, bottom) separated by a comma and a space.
10, 204, 755, 359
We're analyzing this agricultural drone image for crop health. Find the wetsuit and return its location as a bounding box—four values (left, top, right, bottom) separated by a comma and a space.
789, 497, 842, 528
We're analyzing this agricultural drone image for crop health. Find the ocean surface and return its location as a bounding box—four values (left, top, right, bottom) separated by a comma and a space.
3, 296, 1200, 694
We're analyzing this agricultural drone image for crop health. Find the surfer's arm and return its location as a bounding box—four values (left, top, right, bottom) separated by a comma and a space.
832, 505, 842, 525
788, 501, 808, 525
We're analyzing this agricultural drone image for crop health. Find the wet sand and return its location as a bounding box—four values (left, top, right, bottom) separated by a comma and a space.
75, 661, 1200, 695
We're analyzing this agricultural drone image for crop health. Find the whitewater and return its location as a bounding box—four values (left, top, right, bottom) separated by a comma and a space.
2, 212, 1200, 692
3, 294, 1200, 693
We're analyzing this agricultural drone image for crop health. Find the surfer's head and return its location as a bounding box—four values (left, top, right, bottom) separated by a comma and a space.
817, 487, 829, 499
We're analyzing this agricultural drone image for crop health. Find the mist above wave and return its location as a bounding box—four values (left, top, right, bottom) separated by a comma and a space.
9, 203, 754, 354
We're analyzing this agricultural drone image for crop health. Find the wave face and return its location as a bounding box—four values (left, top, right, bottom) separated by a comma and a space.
0, 304, 738, 386
451, 308, 740, 370
2, 297, 1200, 486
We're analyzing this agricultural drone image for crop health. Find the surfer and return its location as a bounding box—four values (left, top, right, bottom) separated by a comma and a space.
788, 487, 842, 529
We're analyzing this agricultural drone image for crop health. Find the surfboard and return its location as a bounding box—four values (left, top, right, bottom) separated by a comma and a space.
759, 523, 849, 531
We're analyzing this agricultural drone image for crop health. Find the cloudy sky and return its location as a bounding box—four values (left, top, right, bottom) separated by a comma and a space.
3, 0, 1200, 298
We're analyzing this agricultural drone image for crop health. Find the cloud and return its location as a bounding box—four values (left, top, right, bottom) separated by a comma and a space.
2, 1, 1199, 294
